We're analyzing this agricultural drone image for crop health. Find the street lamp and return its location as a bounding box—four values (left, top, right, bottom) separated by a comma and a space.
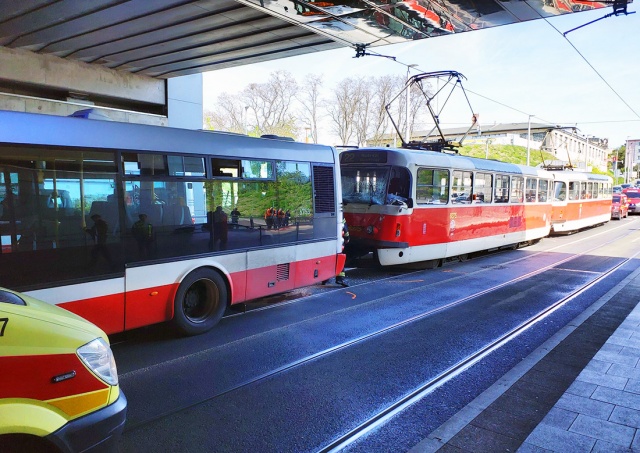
526, 114, 534, 167
405, 64, 418, 143
584, 134, 591, 170
626, 136, 631, 183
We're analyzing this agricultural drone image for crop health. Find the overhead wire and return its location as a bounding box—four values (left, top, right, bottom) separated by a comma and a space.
373, 2, 640, 133
534, 4, 640, 121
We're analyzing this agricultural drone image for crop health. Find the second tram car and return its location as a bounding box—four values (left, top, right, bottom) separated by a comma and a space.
548, 171, 612, 233
340, 148, 553, 266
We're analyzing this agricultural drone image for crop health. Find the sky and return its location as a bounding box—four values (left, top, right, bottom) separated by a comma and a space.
203, 4, 640, 150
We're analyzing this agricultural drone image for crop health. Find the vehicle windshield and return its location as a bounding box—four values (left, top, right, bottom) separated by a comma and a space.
341, 166, 390, 205
613, 195, 621, 203
626, 192, 640, 201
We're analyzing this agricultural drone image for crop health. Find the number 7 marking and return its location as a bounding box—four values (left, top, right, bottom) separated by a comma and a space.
0, 318, 8, 336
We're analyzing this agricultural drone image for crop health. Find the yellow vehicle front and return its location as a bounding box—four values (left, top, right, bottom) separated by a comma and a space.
0, 288, 127, 452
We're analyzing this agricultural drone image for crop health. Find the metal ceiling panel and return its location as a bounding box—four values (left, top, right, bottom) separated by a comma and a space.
0, 0, 616, 79
240, 0, 611, 48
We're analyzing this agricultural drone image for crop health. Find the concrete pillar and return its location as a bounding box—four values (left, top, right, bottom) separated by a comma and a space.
168, 74, 203, 130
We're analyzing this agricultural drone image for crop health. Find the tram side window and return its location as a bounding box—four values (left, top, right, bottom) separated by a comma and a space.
416, 168, 449, 204
452, 170, 472, 204
510, 177, 524, 203
554, 181, 566, 201
525, 178, 537, 203
494, 175, 509, 203
473, 172, 492, 203
568, 182, 578, 200
538, 179, 549, 202
591, 182, 599, 199
580, 182, 588, 199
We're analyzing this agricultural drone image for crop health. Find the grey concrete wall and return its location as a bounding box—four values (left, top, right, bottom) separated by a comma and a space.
0, 46, 167, 125
0, 93, 168, 126
0, 46, 165, 105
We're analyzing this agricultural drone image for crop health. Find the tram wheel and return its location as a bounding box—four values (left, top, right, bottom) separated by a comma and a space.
173, 268, 228, 336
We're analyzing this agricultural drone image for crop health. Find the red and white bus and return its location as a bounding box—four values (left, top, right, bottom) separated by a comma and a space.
340, 148, 553, 267
0, 110, 345, 335
549, 171, 612, 233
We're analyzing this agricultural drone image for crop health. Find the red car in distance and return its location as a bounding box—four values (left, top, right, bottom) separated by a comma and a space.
611, 193, 628, 220
623, 188, 640, 215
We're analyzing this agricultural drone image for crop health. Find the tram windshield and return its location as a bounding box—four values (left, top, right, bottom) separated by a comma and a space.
341, 166, 410, 206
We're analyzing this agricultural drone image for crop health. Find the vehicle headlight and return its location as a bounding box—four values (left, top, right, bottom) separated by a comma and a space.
77, 338, 119, 386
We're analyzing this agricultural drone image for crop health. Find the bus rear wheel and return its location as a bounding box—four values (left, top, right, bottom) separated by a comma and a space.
173, 269, 227, 336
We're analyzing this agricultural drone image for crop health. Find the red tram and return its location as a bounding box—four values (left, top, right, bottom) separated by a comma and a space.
549, 171, 612, 233
340, 148, 553, 266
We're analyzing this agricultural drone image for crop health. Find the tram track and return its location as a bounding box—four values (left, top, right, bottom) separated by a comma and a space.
120, 220, 639, 441
317, 252, 640, 452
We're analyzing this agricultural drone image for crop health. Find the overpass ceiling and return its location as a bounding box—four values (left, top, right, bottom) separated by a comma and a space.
0, 0, 607, 79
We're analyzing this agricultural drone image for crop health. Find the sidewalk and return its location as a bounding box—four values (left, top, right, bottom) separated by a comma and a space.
410, 266, 640, 452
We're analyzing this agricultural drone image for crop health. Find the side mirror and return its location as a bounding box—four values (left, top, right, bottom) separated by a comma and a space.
407, 198, 414, 208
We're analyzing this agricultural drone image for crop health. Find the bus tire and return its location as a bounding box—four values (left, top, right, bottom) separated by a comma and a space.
173, 268, 228, 336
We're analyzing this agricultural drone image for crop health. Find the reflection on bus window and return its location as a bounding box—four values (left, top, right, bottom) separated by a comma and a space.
0, 147, 121, 286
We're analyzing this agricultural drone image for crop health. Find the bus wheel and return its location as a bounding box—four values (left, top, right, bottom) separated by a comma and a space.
173, 269, 227, 336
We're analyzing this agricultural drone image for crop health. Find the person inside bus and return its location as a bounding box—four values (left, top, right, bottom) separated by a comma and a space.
132, 213, 153, 259
231, 206, 241, 229
85, 213, 113, 269
212, 206, 228, 250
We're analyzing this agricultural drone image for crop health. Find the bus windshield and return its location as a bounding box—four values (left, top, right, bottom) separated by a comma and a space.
341, 167, 390, 205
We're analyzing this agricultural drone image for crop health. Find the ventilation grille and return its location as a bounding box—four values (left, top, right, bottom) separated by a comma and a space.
313, 165, 336, 214
277, 263, 290, 281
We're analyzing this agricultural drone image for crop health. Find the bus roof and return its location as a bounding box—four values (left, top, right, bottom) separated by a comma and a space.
0, 110, 336, 164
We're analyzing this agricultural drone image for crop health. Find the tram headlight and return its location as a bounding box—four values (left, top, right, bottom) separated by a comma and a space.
366, 225, 374, 234
395, 223, 401, 237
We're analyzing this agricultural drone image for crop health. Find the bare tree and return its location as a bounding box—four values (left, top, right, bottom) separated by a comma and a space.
352, 77, 373, 147
243, 70, 299, 138
368, 75, 403, 146
326, 77, 363, 146
298, 73, 323, 143
204, 92, 245, 132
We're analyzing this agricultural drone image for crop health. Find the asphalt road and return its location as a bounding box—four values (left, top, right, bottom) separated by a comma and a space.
111, 216, 640, 452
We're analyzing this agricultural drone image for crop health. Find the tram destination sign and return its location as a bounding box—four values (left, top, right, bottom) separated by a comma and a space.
340, 151, 388, 164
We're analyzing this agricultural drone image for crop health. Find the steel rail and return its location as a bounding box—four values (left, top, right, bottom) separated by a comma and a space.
318, 252, 638, 452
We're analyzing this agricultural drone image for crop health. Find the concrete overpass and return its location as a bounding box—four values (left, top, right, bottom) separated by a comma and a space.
0, 1, 610, 127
